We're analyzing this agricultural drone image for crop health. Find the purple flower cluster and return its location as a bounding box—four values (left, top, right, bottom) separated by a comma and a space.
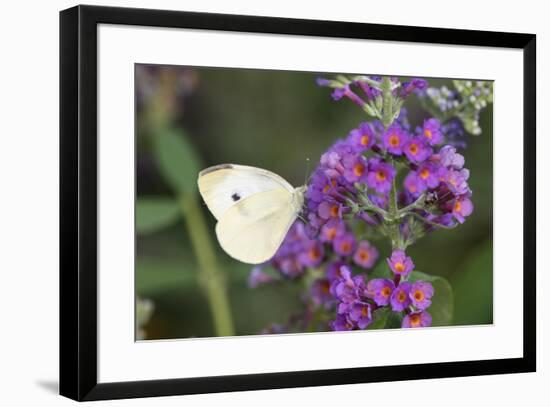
402, 142, 474, 225
251, 75, 475, 334
269, 222, 324, 278
329, 266, 373, 330
329, 254, 434, 329
305, 122, 391, 233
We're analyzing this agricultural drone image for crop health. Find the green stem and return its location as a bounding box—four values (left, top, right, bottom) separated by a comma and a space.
387, 171, 402, 250
179, 195, 235, 336
406, 211, 458, 230
381, 77, 394, 129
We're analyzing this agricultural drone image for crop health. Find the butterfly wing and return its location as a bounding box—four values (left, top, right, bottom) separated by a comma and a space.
215, 188, 300, 264
197, 164, 294, 220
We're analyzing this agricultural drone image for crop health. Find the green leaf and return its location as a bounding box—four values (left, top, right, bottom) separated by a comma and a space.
367, 307, 391, 330
369, 260, 391, 280
152, 127, 202, 195
450, 241, 493, 325
136, 197, 180, 235
385, 311, 404, 329
409, 270, 454, 326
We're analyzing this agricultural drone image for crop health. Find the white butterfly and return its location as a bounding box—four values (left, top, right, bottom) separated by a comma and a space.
197, 164, 305, 264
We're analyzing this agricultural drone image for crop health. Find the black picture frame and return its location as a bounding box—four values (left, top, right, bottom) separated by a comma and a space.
59, 4, 536, 401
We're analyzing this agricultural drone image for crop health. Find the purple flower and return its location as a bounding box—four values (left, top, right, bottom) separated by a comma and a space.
367, 159, 396, 194
404, 137, 432, 163
404, 171, 427, 198
402, 311, 432, 328
298, 240, 325, 267
329, 265, 366, 303
355, 78, 381, 100
326, 261, 348, 281
417, 162, 443, 189
318, 201, 343, 220
349, 301, 373, 329
271, 221, 310, 278
331, 314, 354, 331
366, 278, 395, 306
438, 145, 465, 169
401, 78, 428, 97
319, 218, 345, 243
348, 123, 375, 152
444, 169, 471, 196
420, 118, 443, 146
333, 232, 356, 256
390, 281, 412, 312
311, 278, 334, 308
353, 240, 379, 269
248, 267, 276, 288
387, 250, 414, 277
343, 154, 368, 183
410, 281, 434, 310
452, 196, 474, 223
383, 124, 409, 155
330, 85, 368, 109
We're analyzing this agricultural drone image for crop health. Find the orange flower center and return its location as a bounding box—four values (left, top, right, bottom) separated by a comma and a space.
358, 250, 370, 261
340, 242, 351, 253
360, 134, 370, 146
330, 205, 339, 217
420, 168, 430, 179
323, 179, 337, 193
389, 134, 400, 147
326, 227, 337, 240
398, 291, 407, 302
414, 290, 424, 301
410, 313, 422, 326
408, 184, 417, 193
395, 262, 405, 273
454, 201, 462, 212
321, 280, 330, 294
381, 286, 391, 297
424, 129, 432, 139
409, 143, 419, 155
353, 163, 365, 177
309, 246, 321, 261
361, 306, 369, 317
376, 170, 386, 181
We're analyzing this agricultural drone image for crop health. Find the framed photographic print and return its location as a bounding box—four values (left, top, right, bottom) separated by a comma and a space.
59, 4, 536, 401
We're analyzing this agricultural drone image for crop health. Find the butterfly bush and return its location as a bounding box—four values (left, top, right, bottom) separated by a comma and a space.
250, 75, 492, 332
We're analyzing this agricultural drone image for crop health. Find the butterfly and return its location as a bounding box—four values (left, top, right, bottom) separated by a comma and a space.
197, 164, 305, 264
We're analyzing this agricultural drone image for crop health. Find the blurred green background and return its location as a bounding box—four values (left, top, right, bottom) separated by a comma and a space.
135, 64, 493, 339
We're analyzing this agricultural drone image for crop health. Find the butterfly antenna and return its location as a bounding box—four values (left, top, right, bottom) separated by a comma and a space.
303, 157, 312, 187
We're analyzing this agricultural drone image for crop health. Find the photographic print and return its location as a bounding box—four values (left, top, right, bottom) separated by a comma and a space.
135, 64, 494, 340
